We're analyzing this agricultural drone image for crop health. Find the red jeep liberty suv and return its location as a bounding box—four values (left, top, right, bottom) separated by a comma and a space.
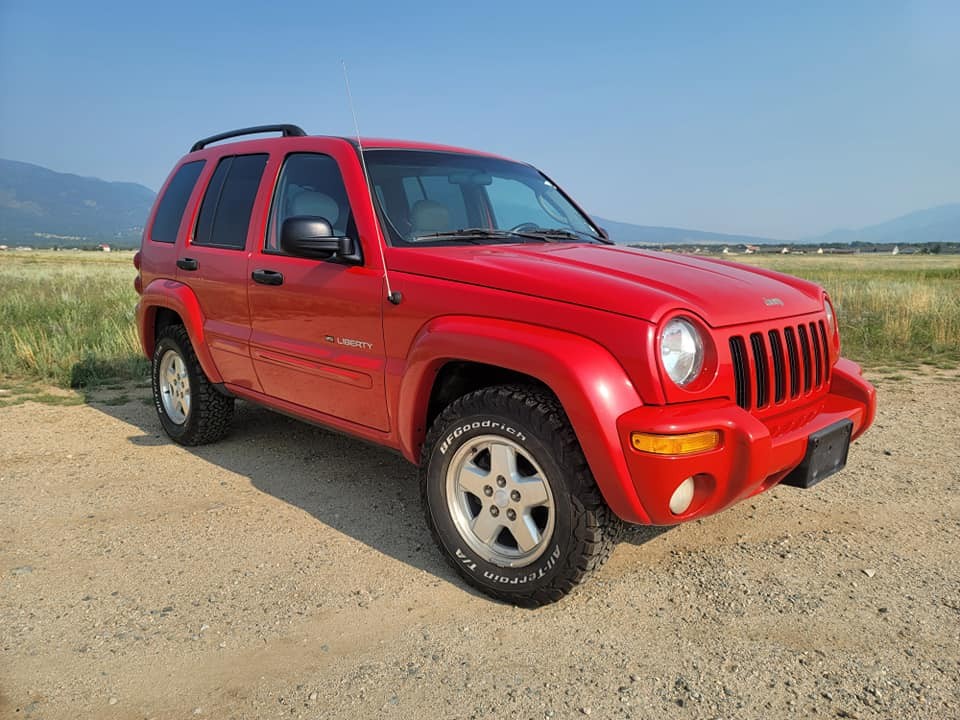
134, 124, 877, 606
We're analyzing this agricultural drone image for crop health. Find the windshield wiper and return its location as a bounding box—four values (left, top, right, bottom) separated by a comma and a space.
514, 228, 605, 243
409, 228, 515, 244
409, 227, 605, 245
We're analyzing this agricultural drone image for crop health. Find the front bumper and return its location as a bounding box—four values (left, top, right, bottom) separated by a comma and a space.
613, 357, 876, 525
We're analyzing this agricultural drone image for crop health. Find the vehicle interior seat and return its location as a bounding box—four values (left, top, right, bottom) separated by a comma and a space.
289, 191, 340, 226
411, 199, 450, 236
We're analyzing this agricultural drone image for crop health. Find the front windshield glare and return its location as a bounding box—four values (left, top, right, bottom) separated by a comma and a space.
364, 150, 602, 245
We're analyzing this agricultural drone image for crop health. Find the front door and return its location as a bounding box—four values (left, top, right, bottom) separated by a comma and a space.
246, 151, 389, 431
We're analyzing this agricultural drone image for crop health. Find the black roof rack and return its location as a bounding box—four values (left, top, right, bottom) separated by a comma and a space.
190, 124, 307, 153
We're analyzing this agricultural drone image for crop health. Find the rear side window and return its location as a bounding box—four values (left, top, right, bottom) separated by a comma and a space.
150, 160, 205, 243
193, 154, 268, 249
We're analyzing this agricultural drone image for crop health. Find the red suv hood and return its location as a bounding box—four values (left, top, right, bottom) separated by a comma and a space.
387, 243, 824, 327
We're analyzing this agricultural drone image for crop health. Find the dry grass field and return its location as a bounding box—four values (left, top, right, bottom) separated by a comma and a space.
734, 253, 960, 367
0, 250, 145, 392
1, 249, 957, 398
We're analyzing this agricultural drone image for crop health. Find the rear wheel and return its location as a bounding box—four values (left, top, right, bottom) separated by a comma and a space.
151, 324, 233, 446
420, 385, 619, 606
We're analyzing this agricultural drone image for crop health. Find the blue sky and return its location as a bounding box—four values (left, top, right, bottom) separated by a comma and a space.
1, 0, 957, 239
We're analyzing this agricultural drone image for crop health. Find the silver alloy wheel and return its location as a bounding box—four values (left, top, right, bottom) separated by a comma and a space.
158, 349, 191, 425
445, 435, 556, 568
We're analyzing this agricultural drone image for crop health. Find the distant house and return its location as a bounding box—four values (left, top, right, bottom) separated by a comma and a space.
98, 244, 112, 253
823, 247, 857, 255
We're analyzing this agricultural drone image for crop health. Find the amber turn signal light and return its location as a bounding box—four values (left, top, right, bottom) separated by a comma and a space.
631, 430, 721, 455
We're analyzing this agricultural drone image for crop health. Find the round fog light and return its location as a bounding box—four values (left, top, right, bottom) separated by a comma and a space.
669, 476, 696, 515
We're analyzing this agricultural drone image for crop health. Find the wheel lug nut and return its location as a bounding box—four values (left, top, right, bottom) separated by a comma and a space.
510, 490, 520, 502
490, 506, 499, 517
506, 509, 516, 521
496, 476, 506, 488
483, 486, 493, 497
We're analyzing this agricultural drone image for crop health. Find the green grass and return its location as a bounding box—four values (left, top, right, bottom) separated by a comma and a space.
735, 254, 960, 366
0, 249, 957, 394
0, 381, 84, 408
0, 250, 146, 388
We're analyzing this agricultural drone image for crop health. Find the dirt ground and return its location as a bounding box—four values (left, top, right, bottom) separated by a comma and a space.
1, 370, 958, 720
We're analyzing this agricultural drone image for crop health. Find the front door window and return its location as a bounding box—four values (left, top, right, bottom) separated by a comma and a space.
266, 153, 356, 253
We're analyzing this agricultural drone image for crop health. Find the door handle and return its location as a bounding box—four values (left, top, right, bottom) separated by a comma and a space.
176, 257, 199, 271
251, 269, 284, 286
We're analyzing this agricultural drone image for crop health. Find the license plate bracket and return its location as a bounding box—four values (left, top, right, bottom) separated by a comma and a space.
781, 419, 853, 489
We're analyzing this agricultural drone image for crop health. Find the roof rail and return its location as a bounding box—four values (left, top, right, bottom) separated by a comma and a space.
190, 124, 307, 152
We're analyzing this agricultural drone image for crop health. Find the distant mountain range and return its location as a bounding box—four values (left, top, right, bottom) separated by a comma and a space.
0, 159, 155, 246
799, 203, 960, 246
593, 217, 779, 246
0, 158, 956, 248
596, 204, 960, 247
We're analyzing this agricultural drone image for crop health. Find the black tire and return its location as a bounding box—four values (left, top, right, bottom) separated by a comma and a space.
420, 385, 619, 607
151, 324, 233, 446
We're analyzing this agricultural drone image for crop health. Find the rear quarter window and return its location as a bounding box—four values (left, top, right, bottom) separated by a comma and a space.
150, 160, 205, 243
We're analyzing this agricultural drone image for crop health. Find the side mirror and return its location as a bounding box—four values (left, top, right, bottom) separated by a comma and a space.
597, 226, 610, 241
280, 216, 357, 261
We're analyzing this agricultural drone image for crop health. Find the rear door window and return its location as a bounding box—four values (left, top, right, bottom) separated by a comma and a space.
150, 160, 205, 243
193, 154, 268, 249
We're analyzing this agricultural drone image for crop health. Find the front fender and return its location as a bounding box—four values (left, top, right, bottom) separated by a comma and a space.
137, 279, 223, 384
397, 316, 651, 523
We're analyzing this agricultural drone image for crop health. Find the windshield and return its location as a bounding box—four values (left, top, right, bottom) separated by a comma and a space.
364, 150, 604, 246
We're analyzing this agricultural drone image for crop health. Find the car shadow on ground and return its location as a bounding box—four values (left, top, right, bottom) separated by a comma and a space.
87, 388, 668, 587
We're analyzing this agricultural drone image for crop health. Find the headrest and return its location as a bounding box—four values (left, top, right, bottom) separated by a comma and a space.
411, 199, 450, 234
290, 191, 339, 225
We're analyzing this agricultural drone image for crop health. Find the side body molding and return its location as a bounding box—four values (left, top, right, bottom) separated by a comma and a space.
396, 316, 652, 523
136, 279, 223, 384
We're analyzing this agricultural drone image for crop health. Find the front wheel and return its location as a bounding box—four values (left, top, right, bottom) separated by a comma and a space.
420, 385, 619, 606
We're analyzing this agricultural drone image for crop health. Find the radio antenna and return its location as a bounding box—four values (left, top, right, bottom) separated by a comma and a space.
342, 60, 401, 305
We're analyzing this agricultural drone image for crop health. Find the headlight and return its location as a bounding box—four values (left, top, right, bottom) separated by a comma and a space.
660, 318, 704, 387
823, 294, 840, 355
824, 295, 836, 336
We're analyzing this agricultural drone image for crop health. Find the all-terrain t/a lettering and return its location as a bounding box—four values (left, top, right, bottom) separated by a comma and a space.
482, 546, 561, 584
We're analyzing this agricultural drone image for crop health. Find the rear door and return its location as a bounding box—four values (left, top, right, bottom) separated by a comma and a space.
141, 159, 206, 288
246, 149, 389, 431
178, 153, 269, 390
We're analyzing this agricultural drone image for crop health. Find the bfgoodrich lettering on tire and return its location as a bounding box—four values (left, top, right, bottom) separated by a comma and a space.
420, 384, 619, 607
151, 324, 233, 446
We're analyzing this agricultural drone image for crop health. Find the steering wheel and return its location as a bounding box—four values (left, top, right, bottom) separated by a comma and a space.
510, 222, 541, 233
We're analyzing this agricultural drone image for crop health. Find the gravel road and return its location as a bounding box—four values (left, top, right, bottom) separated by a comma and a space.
2, 371, 958, 719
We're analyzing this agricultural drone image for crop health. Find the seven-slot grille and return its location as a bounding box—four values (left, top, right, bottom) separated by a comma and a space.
729, 320, 831, 411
